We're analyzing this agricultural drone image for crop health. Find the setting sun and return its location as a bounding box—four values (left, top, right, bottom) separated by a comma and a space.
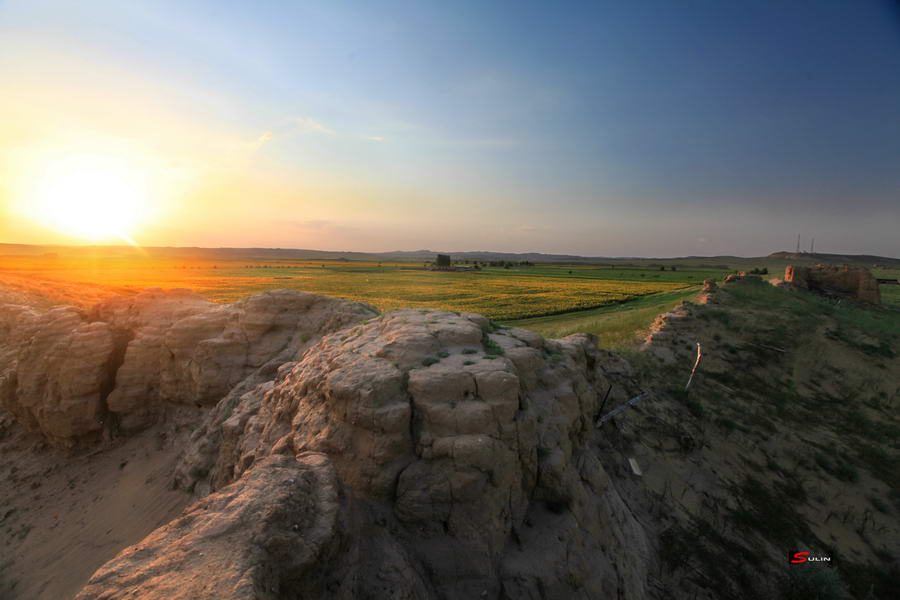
20, 154, 148, 243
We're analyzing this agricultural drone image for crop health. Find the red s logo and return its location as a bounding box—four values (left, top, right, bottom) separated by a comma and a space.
790, 552, 809, 564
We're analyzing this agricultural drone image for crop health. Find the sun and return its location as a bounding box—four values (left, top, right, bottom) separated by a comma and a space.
23, 154, 148, 242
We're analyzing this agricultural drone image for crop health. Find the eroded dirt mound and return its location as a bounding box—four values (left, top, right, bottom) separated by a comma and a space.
108, 309, 651, 599
76, 454, 340, 600
0, 288, 377, 444
3, 281, 897, 599
785, 264, 881, 304
2, 291, 652, 599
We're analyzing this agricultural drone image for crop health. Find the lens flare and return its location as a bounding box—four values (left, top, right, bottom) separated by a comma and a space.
21, 154, 148, 242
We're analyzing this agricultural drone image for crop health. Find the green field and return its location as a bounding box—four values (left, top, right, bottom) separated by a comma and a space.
187, 262, 722, 346
503, 287, 702, 347
2, 252, 896, 349
173, 261, 713, 321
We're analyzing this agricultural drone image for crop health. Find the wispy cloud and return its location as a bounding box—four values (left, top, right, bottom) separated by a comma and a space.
236, 115, 332, 154
293, 116, 334, 135
240, 116, 381, 155
249, 130, 273, 151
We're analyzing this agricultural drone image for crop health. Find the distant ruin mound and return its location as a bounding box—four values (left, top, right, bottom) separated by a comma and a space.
784, 264, 881, 304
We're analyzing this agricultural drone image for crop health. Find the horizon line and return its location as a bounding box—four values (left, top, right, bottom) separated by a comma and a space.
2, 241, 898, 262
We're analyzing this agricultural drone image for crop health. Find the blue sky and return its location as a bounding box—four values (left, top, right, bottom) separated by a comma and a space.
1, 0, 898, 256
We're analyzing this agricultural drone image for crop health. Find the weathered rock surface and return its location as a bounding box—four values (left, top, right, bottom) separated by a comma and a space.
0, 289, 377, 444
785, 264, 881, 304
75, 454, 341, 600
0, 305, 119, 444
3, 292, 652, 599
166, 309, 650, 599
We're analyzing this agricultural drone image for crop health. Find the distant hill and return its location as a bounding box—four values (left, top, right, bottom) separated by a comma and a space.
1, 243, 897, 267
768, 251, 900, 268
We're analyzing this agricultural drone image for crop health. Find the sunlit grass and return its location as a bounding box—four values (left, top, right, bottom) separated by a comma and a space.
504, 287, 702, 347
0, 256, 699, 320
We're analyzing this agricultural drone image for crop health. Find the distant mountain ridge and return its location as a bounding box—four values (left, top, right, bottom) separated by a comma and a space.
768, 250, 900, 267
1, 243, 898, 266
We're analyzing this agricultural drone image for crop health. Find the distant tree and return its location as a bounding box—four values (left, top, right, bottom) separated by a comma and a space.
436, 254, 452, 267
660, 266, 666, 271
670, 266, 677, 271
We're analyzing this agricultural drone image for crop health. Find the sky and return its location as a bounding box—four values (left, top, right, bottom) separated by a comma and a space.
1, 0, 899, 257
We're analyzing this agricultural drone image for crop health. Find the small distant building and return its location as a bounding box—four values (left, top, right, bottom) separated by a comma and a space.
427, 254, 477, 272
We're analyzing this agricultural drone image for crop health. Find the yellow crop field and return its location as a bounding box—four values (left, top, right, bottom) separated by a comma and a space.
0, 256, 692, 320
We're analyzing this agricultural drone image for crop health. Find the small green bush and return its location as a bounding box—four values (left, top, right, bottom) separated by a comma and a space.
483, 334, 505, 356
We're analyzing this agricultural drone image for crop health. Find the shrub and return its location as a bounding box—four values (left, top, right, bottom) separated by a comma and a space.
686, 397, 704, 418
782, 563, 849, 600
482, 334, 505, 356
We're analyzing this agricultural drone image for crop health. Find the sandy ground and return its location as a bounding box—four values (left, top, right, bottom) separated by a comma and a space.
0, 420, 193, 600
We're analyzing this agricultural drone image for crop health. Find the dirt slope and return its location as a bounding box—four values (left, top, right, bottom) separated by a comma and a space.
615, 277, 900, 599
0, 419, 193, 599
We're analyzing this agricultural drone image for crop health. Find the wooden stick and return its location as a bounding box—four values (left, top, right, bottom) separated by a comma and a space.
684, 342, 702, 392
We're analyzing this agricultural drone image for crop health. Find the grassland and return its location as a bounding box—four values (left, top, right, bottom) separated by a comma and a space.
1, 251, 897, 348
0, 255, 705, 319
504, 287, 702, 347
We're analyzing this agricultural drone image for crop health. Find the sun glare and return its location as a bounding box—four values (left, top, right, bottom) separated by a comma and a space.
22, 154, 148, 242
